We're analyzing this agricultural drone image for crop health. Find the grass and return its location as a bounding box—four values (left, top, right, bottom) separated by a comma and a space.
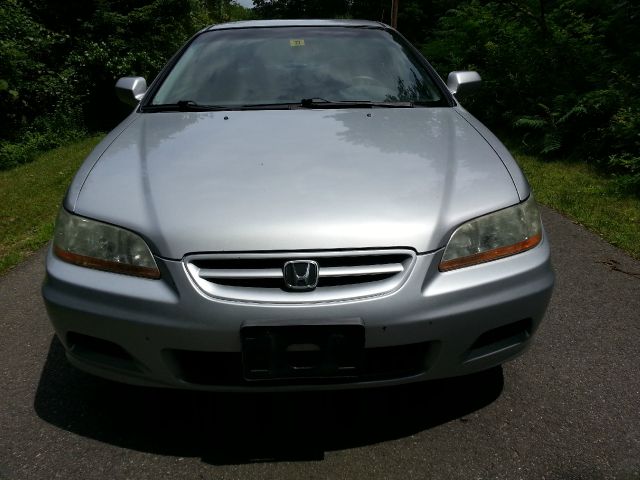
0, 136, 639, 276
0, 135, 103, 274
515, 152, 640, 259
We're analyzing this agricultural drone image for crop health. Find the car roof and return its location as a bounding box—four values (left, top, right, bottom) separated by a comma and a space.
206, 19, 388, 31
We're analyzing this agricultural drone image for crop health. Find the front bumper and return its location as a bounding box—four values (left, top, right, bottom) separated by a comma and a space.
42, 237, 554, 391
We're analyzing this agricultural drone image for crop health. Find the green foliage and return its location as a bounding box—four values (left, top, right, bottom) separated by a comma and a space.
0, 0, 87, 168
0, 114, 85, 169
253, 0, 453, 39
0, 0, 252, 170
0, 0, 71, 138
62, 0, 213, 130
420, 0, 640, 193
253, 0, 349, 19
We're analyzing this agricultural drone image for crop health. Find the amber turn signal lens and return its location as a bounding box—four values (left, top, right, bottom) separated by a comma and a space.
439, 232, 542, 272
54, 245, 161, 279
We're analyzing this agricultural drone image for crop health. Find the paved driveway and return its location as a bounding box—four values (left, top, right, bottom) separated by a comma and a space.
1, 207, 639, 479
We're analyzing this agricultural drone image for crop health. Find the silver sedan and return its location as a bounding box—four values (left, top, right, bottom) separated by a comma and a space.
42, 19, 554, 390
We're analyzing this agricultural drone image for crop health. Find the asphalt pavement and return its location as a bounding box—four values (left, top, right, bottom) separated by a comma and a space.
1, 207, 639, 479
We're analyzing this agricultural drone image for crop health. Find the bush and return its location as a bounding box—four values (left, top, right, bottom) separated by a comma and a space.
0, 0, 70, 139
0, 0, 254, 170
0, 115, 85, 169
420, 0, 640, 193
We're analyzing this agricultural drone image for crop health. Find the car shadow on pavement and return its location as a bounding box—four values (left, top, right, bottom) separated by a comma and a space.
34, 336, 504, 465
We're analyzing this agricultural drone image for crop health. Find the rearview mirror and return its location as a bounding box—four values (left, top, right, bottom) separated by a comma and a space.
446, 71, 481, 97
115, 77, 147, 106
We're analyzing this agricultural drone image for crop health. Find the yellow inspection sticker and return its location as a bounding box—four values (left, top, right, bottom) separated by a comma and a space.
289, 39, 305, 47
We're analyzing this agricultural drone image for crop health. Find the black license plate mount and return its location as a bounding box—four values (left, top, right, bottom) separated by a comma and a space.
241, 323, 365, 381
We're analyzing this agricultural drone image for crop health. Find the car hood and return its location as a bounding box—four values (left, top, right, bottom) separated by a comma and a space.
74, 108, 519, 258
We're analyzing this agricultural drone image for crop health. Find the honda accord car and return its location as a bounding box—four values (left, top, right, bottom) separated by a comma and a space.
42, 19, 554, 390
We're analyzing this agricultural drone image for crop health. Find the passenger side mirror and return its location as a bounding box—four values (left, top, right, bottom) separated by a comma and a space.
115, 77, 147, 106
446, 71, 481, 97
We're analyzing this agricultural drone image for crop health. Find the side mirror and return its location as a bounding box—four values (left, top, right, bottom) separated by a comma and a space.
115, 77, 147, 106
446, 71, 481, 96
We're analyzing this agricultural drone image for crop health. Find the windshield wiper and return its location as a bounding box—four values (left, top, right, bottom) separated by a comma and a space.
142, 98, 440, 112
299, 98, 415, 108
143, 101, 297, 112
233, 99, 417, 110
141, 100, 232, 112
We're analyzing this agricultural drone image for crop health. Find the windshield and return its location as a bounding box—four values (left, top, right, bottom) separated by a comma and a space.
150, 26, 448, 108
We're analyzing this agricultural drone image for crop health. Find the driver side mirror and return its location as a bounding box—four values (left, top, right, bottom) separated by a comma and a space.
446, 71, 481, 97
115, 77, 147, 106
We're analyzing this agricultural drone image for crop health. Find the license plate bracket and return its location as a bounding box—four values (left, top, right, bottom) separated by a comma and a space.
241, 324, 365, 381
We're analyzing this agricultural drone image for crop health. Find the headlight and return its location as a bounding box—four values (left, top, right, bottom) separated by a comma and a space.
53, 208, 160, 279
439, 195, 542, 272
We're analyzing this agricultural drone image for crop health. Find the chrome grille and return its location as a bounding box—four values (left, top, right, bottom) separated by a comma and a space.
184, 250, 415, 303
